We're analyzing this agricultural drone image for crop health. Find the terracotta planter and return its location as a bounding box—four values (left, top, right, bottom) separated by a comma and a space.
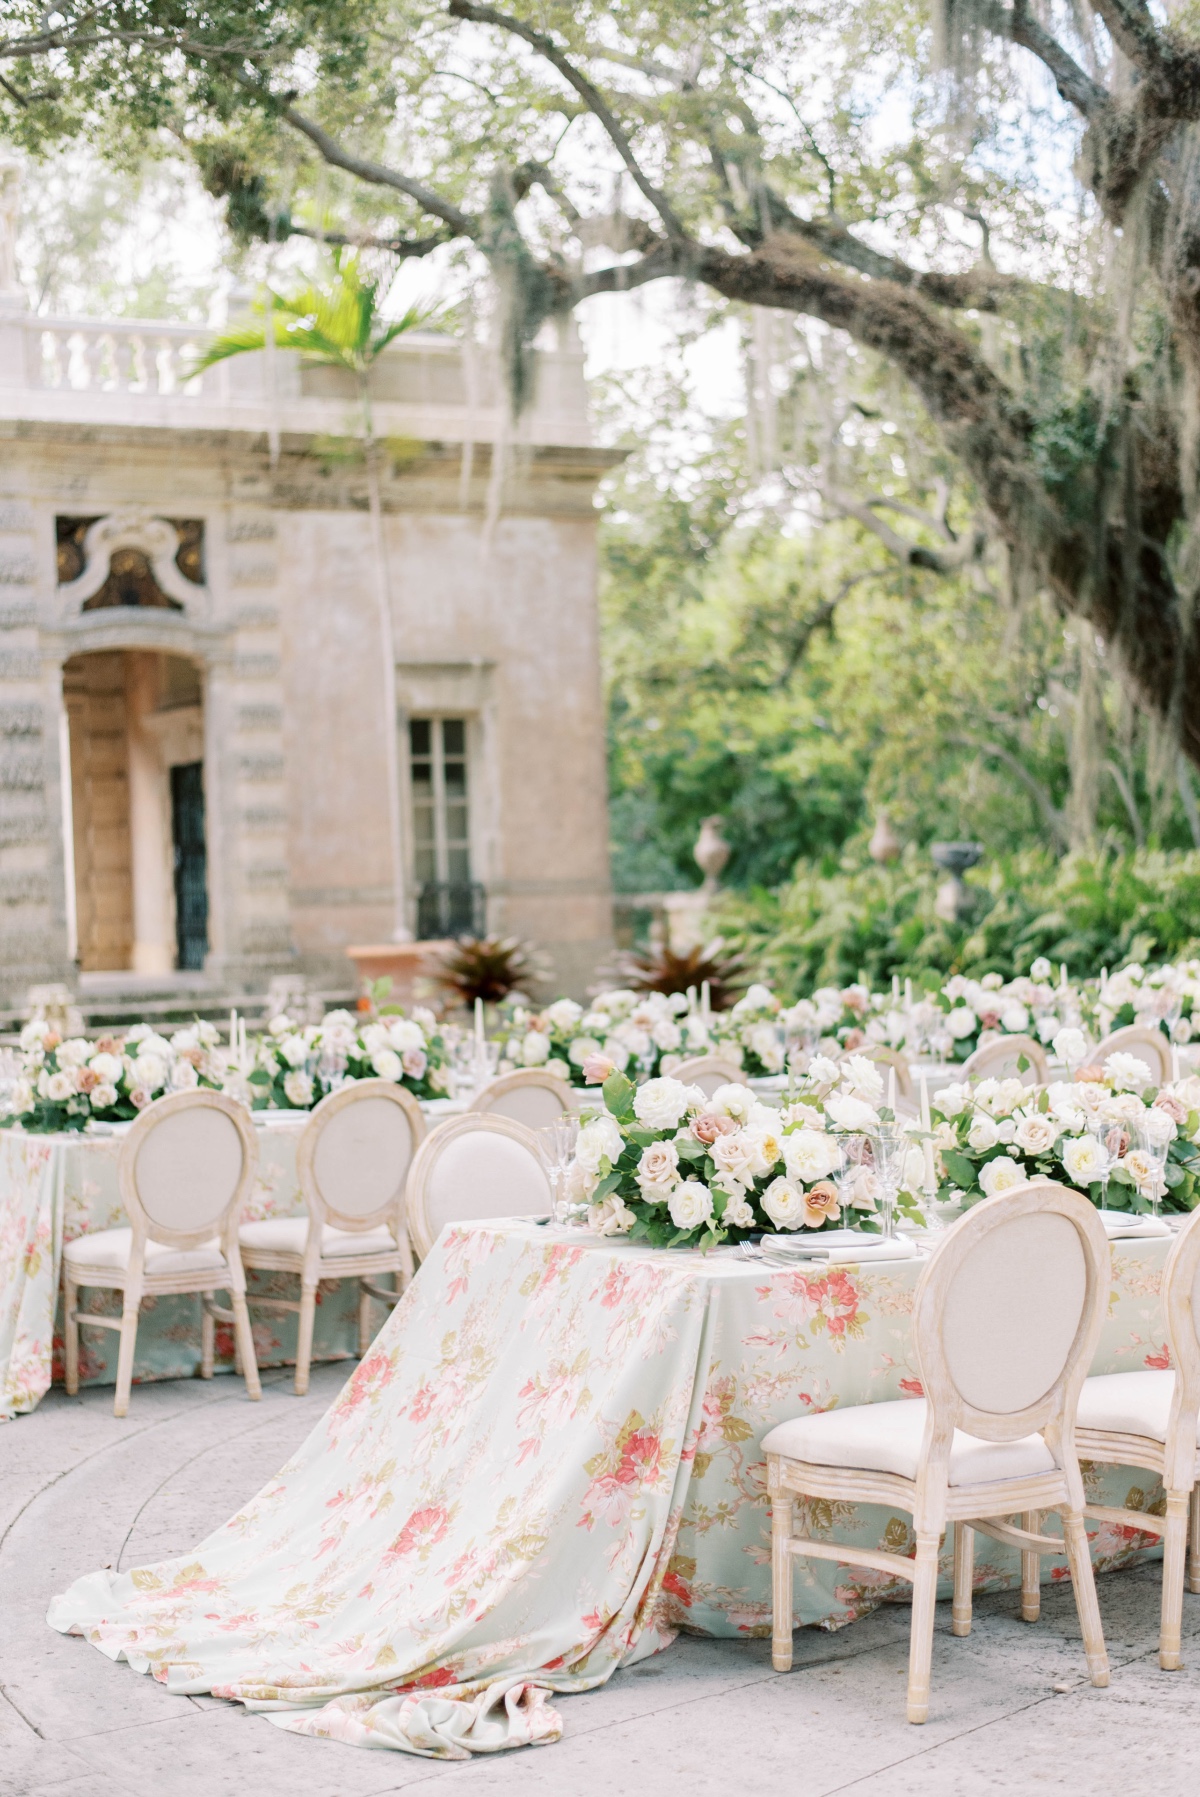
345, 941, 452, 1007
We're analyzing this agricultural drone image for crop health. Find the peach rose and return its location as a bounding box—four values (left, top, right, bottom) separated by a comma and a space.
1074, 1064, 1107, 1084
1155, 1092, 1189, 1124
802, 1180, 841, 1227
694, 1112, 738, 1143
842, 1028, 866, 1051
582, 1052, 616, 1085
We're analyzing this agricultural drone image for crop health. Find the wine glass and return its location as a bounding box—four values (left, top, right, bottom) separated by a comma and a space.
1134, 1110, 1173, 1218
537, 1115, 582, 1225
1085, 1116, 1115, 1213
866, 1122, 909, 1240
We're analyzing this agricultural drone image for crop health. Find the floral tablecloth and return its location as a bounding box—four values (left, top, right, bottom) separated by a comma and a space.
0, 1118, 360, 1419
49, 1220, 1172, 1760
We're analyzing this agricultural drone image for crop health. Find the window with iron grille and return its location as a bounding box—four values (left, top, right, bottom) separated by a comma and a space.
409, 717, 482, 936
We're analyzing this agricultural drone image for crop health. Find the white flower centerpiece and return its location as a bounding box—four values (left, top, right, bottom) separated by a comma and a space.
568, 1053, 927, 1249
930, 1060, 1200, 1217
500, 987, 704, 1088
4, 1019, 224, 1133
250, 1007, 451, 1110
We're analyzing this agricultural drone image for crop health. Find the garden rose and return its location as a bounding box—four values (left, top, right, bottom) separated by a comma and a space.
283, 1071, 314, 1107
575, 1115, 625, 1174
761, 1176, 806, 1230
636, 1140, 680, 1196
546, 999, 583, 1031
722, 1195, 757, 1229
1124, 1148, 1166, 1196
90, 1082, 117, 1109
709, 1132, 760, 1185
1012, 1113, 1060, 1156
1155, 1092, 1189, 1125
45, 1071, 73, 1102
967, 1115, 1002, 1152
169, 1059, 199, 1091
1105, 1052, 1152, 1092
581, 1052, 616, 1085
842, 1055, 884, 1102
652, 1020, 683, 1052
568, 1036, 602, 1067
280, 1034, 309, 1069
57, 1038, 90, 1068
1061, 1135, 1107, 1184
633, 1077, 694, 1131
783, 1128, 840, 1183
1000, 1003, 1029, 1033
802, 1180, 841, 1227
978, 1154, 1027, 1196
707, 1083, 755, 1124
131, 1054, 166, 1093
668, 1179, 715, 1231
588, 1193, 636, 1236
388, 1019, 425, 1052
825, 1093, 878, 1132
521, 1031, 550, 1066
88, 1051, 122, 1084
402, 1048, 427, 1080
372, 1048, 403, 1082
693, 1111, 738, 1143
1052, 1028, 1088, 1067
947, 1006, 978, 1040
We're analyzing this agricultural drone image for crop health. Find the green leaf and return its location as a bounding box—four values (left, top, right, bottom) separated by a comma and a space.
1016, 1053, 1030, 1073
602, 1071, 635, 1118
942, 1150, 979, 1189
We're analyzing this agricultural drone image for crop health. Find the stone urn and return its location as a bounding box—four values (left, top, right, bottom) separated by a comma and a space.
868, 811, 902, 864
694, 815, 731, 895
931, 842, 983, 925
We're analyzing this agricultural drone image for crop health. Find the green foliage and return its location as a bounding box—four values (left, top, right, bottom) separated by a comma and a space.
720, 847, 1200, 995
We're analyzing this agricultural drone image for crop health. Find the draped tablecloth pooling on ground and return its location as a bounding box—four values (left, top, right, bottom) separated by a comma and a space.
49, 1219, 1175, 1760
0, 1117, 360, 1419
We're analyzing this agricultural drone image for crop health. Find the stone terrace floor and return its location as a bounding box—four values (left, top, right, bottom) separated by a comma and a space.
5, 1367, 1200, 1797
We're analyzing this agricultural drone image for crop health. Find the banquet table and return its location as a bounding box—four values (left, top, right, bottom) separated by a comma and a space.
49, 1218, 1176, 1761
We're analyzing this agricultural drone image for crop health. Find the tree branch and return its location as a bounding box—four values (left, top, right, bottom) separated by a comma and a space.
274, 100, 474, 236
947, 735, 1068, 848
825, 488, 987, 571
446, 0, 692, 244
975, 1, 1110, 120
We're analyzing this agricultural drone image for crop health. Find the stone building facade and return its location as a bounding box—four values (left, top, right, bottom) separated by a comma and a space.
0, 289, 616, 1010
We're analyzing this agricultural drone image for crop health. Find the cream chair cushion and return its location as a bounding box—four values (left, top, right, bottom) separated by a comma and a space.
63, 1227, 227, 1279
763, 1399, 1056, 1487
238, 1216, 397, 1258
1076, 1370, 1186, 1445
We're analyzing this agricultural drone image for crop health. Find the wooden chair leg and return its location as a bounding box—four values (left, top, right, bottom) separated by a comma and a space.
952, 1522, 974, 1637
1021, 1509, 1042, 1622
294, 1283, 318, 1397
1160, 1490, 1189, 1671
357, 1281, 374, 1357
771, 1491, 795, 1672
199, 1292, 215, 1379
1061, 1510, 1109, 1687
1189, 1486, 1200, 1597
63, 1273, 80, 1396
230, 1292, 261, 1401
112, 1290, 141, 1419
907, 1531, 942, 1724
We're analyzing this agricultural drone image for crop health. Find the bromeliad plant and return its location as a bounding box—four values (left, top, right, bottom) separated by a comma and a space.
930, 1066, 1200, 1217
249, 1008, 451, 1110
566, 1054, 926, 1249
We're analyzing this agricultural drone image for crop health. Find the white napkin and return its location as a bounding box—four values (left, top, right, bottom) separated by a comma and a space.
1101, 1213, 1173, 1239
759, 1232, 922, 1264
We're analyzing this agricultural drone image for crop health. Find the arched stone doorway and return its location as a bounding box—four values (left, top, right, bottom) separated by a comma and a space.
62, 649, 208, 973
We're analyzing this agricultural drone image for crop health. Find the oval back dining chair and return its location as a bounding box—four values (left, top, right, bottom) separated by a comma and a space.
960, 1033, 1048, 1086
469, 1067, 575, 1129
1075, 1202, 1200, 1669
63, 1089, 261, 1418
1093, 1023, 1172, 1086
669, 1055, 748, 1098
239, 1079, 425, 1394
841, 1043, 914, 1100
765, 1181, 1110, 1724
405, 1112, 553, 1261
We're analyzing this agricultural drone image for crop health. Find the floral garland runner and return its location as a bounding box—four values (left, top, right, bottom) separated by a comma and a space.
568, 1054, 925, 1250
2, 1007, 450, 1133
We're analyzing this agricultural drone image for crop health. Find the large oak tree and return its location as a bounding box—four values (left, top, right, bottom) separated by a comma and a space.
5, 1, 1200, 762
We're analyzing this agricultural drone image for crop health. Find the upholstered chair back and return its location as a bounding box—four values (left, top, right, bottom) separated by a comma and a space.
470, 1069, 573, 1129
299, 1080, 425, 1231
120, 1090, 258, 1245
405, 1113, 553, 1259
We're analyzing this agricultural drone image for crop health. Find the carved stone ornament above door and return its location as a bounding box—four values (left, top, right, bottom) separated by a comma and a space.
56, 512, 209, 618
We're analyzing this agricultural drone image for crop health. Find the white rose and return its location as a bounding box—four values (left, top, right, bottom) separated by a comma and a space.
636, 1140, 680, 1196
588, 1193, 637, 1236
747, 1023, 784, 1072
705, 1082, 753, 1123
783, 1128, 841, 1183
937, 1082, 971, 1118
1000, 1003, 1029, 1034
722, 1194, 757, 1229
131, 1054, 166, 1093
842, 1055, 884, 1102
978, 1154, 1027, 1197
575, 1115, 625, 1174
761, 1176, 807, 1230
388, 1019, 425, 1051
1012, 1112, 1060, 1156
11, 1078, 33, 1113
46, 1071, 73, 1102
1060, 1135, 1106, 1184
967, 1115, 1001, 1152
1124, 1148, 1165, 1195
169, 1059, 199, 1091
546, 999, 584, 1031
546, 1057, 570, 1081
268, 1013, 292, 1036
668, 1179, 715, 1231
709, 1131, 760, 1185
1102, 1093, 1145, 1123
652, 1019, 683, 1052
57, 1037, 90, 1068
521, 1030, 551, 1067
568, 1036, 601, 1067
1030, 957, 1053, 981
806, 1054, 842, 1088
360, 1023, 388, 1053
1105, 1052, 1153, 1093
372, 1048, 403, 1082
90, 1082, 117, 1109
88, 1052, 122, 1084
601, 1037, 632, 1072
633, 1077, 694, 1132
1140, 1107, 1176, 1146
283, 1070, 315, 1107
1053, 1028, 1088, 1066
947, 1006, 978, 1040
825, 1092, 879, 1132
